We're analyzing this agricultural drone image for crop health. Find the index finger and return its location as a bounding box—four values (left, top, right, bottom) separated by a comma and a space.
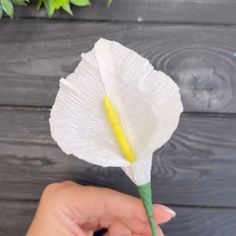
62, 183, 173, 224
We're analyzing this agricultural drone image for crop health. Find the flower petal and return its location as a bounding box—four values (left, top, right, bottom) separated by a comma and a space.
49, 53, 129, 167
50, 38, 183, 169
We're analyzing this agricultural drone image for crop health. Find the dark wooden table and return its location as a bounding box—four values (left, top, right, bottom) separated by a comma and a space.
1, 1, 236, 235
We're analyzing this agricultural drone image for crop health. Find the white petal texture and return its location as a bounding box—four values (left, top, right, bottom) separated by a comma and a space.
49, 38, 183, 185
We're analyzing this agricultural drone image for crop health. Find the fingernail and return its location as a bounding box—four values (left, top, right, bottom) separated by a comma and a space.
154, 204, 177, 219
165, 207, 176, 218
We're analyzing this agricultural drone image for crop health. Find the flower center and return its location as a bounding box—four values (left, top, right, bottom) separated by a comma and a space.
102, 96, 136, 163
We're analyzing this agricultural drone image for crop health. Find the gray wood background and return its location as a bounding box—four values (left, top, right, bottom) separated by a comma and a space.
1, 0, 236, 235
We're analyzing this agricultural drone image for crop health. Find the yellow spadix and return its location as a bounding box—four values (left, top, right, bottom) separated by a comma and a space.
103, 96, 136, 164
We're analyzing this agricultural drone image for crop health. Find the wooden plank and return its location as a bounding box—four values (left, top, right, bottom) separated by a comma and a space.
1, 200, 236, 236
1, 20, 236, 112
0, 201, 35, 236
1, 107, 236, 207
12, 0, 236, 25
162, 206, 236, 236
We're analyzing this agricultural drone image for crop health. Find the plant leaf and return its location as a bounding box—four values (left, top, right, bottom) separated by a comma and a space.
37, 0, 42, 9
12, 0, 29, 6
43, 0, 55, 17
52, 0, 67, 10
69, 0, 90, 6
0, 4, 3, 18
107, 0, 112, 7
62, 0, 73, 15
1, 0, 13, 18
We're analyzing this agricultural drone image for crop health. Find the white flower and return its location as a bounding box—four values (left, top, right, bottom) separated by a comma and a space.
49, 38, 183, 186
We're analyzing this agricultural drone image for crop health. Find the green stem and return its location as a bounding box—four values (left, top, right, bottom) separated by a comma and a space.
137, 182, 157, 236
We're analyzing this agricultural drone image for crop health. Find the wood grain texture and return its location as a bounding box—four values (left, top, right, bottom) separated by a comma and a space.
0, 201, 35, 236
1, 1, 235, 235
162, 206, 236, 236
1, 107, 236, 207
1, 20, 236, 112
1, 200, 236, 236
12, 0, 236, 25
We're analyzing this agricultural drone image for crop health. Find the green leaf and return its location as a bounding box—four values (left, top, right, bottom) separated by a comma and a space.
43, 0, 55, 17
107, 0, 112, 7
69, 0, 90, 7
1, 0, 13, 18
62, 0, 73, 15
37, 0, 42, 9
52, 0, 67, 10
12, 0, 29, 6
0, 4, 3, 18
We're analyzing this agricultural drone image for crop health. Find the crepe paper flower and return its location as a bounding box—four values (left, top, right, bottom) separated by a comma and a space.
49, 38, 183, 236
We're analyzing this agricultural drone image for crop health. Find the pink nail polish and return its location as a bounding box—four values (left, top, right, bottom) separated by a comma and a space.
154, 205, 176, 218
165, 208, 176, 218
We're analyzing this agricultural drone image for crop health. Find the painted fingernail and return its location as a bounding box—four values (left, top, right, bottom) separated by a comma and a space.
154, 204, 177, 219
165, 207, 176, 218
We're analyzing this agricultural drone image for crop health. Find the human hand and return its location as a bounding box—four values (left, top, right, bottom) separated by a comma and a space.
27, 181, 176, 236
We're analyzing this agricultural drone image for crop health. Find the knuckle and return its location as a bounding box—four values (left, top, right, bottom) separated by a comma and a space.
61, 180, 75, 186
41, 181, 76, 203
41, 182, 62, 200
40, 181, 81, 208
100, 187, 117, 197
39, 183, 64, 211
